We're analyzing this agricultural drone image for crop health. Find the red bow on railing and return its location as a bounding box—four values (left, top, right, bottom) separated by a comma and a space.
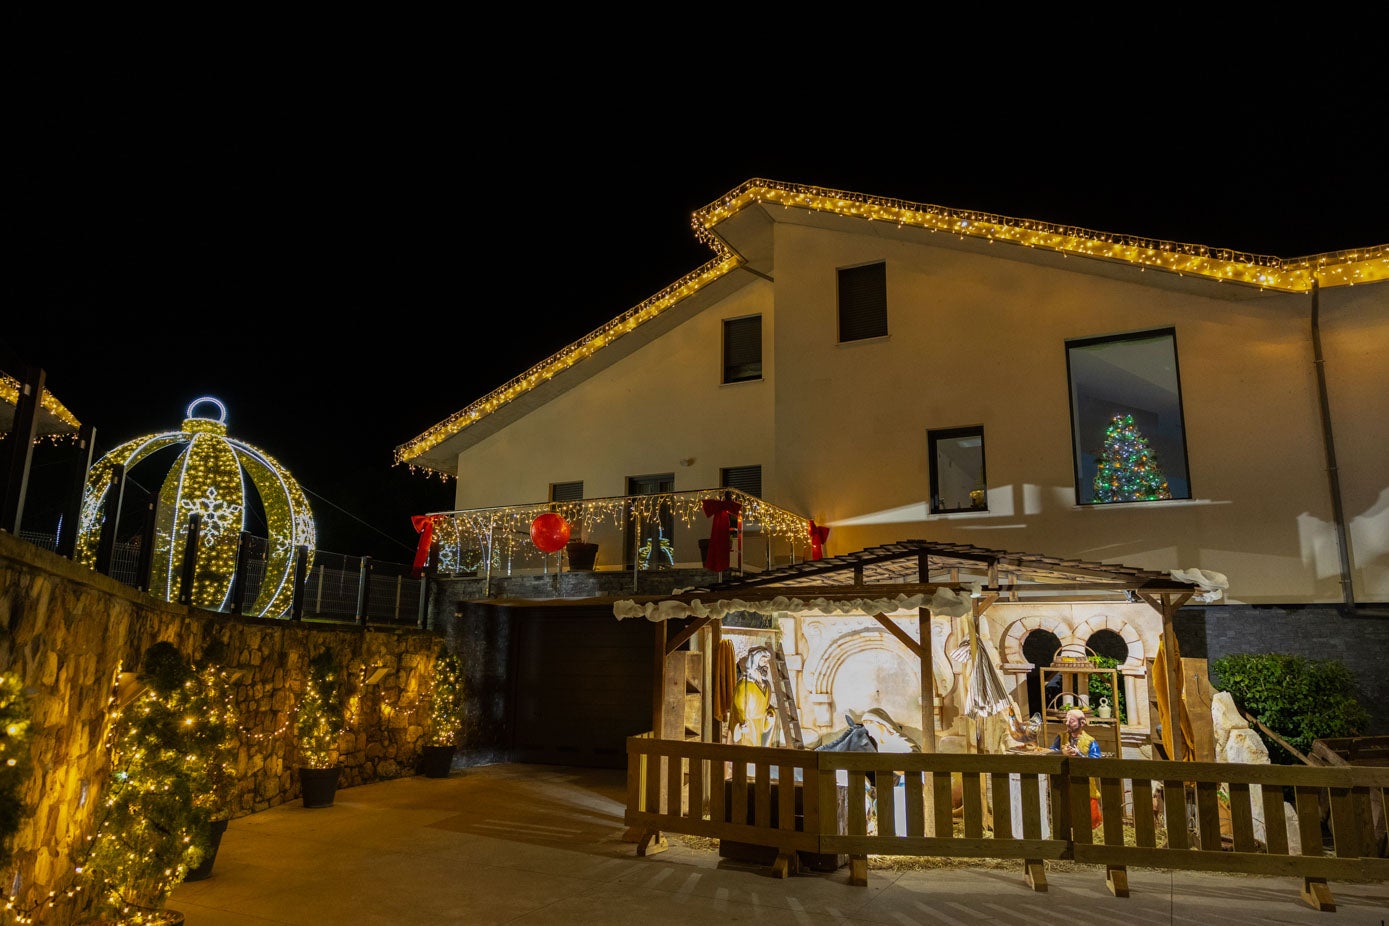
411, 515, 436, 578
809, 520, 830, 560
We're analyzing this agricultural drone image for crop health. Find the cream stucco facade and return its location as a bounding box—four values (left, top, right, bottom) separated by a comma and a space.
400, 180, 1388, 605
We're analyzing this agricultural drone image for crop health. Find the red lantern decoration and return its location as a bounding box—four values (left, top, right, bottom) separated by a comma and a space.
529, 513, 571, 553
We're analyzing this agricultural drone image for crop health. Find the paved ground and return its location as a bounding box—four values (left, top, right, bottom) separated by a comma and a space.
171, 763, 1389, 925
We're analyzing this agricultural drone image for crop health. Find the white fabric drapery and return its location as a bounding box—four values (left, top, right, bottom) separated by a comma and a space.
612, 587, 973, 623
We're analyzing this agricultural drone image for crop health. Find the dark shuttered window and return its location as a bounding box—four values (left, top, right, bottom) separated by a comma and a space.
838, 261, 887, 342
723, 315, 762, 383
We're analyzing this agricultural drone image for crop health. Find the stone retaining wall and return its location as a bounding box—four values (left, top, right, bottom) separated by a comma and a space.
0, 529, 443, 919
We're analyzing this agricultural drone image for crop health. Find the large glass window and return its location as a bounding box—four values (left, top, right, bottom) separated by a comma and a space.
928, 426, 987, 513
722, 315, 762, 383
838, 261, 887, 342
1066, 328, 1190, 504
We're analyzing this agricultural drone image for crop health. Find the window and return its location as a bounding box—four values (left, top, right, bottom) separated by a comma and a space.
928, 426, 987, 513
722, 315, 762, 383
838, 261, 887, 342
719, 465, 762, 499
1066, 328, 1190, 505
549, 481, 583, 502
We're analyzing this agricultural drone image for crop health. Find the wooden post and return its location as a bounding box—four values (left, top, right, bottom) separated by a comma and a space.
917, 549, 936, 752
651, 618, 667, 739
920, 608, 936, 752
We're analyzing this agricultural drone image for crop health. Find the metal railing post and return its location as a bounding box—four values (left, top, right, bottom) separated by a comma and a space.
231, 531, 253, 615
94, 463, 126, 577
136, 495, 157, 592
178, 513, 202, 605
356, 556, 372, 626
56, 422, 96, 559
0, 366, 42, 536
292, 545, 308, 620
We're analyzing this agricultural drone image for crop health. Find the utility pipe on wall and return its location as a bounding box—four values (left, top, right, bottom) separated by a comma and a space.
1309, 279, 1356, 607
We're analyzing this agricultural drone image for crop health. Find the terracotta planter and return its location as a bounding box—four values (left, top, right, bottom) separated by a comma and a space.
298, 766, 341, 808
420, 744, 455, 778
566, 541, 598, 571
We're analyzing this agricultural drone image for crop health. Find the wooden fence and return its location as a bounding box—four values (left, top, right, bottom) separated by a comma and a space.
625, 736, 1389, 911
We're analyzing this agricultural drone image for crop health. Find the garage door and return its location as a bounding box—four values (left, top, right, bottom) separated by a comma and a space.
511, 606, 654, 767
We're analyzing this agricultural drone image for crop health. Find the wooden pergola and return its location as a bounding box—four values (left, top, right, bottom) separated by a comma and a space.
618, 540, 1200, 756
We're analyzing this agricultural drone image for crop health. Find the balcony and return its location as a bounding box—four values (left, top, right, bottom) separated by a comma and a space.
423, 487, 813, 593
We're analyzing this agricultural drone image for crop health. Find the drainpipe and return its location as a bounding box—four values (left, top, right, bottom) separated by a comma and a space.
1309, 278, 1356, 607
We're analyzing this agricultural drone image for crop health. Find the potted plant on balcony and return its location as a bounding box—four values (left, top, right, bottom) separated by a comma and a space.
565, 529, 598, 571
294, 648, 346, 807
77, 641, 223, 924
420, 643, 466, 778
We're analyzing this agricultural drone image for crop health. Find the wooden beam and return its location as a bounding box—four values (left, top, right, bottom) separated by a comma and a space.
665, 615, 711, 655
872, 613, 923, 658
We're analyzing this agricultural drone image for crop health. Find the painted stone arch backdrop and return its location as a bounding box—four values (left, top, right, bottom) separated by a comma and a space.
996, 606, 1153, 727
800, 618, 935, 745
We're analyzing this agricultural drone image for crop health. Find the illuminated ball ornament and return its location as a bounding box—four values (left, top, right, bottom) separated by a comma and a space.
529, 513, 571, 553
75, 397, 316, 617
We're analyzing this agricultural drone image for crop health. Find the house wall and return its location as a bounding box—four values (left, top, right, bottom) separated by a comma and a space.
448, 217, 1387, 603
770, 222, 1363, 603
453, 279, 776, 566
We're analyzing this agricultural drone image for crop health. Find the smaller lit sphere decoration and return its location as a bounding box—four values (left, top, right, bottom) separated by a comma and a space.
529, 513, 571, 553
76, 397, 315, 617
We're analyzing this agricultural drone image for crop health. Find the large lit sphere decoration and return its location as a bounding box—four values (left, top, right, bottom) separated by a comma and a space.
75, 397, 315, 617
529, 513, 570, 553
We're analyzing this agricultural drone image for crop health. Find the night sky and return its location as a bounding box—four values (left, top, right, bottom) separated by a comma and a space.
6, 43, 1384, 563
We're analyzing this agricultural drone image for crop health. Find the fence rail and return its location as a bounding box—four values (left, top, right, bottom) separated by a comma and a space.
19, 528, 426, 626
625, 737, 1389, 910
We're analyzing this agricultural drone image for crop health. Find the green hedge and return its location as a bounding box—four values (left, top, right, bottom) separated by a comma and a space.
1210, 653, 1371, 764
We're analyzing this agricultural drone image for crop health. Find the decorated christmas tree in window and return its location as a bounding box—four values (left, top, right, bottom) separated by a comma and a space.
1091, 413, 1171, 502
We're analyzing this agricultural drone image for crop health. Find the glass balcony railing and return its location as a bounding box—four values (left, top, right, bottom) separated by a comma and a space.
422, 487, 813, 580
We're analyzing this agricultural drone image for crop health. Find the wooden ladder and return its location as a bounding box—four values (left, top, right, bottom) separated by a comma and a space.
769, 641, 805, 748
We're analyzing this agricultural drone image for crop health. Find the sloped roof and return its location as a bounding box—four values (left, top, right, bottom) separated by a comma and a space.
395, 178, 1389, 475
701, 539, 1194, 602
0, 371, 81, 438
608, 540, 1199, 626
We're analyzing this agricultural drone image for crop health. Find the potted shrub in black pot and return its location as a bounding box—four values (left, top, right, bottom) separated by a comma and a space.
294, 649, 347, 808
420, 644, 465, 778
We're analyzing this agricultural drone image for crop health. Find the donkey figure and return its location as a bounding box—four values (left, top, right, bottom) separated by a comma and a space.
816, 714, 878, 753
817, 714, 887, 834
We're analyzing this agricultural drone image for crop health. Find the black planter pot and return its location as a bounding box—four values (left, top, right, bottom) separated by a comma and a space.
566, 541, 598, 571
420, 744, 455, 778
184, 817, 230, 881
298, 766, 341, 808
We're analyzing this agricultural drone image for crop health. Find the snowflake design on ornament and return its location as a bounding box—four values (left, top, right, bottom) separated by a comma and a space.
180, 485, 243, 547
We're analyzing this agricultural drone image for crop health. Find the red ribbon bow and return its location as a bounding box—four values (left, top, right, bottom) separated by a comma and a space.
410, 515, 436, 578
809, 520, 830, 560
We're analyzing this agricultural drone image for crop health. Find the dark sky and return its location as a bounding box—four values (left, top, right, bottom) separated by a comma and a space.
6, 43, 1385, 563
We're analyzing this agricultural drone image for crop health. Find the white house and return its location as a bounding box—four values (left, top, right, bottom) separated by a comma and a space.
397, 180, 1389, 760
397, 178, 1388, 607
